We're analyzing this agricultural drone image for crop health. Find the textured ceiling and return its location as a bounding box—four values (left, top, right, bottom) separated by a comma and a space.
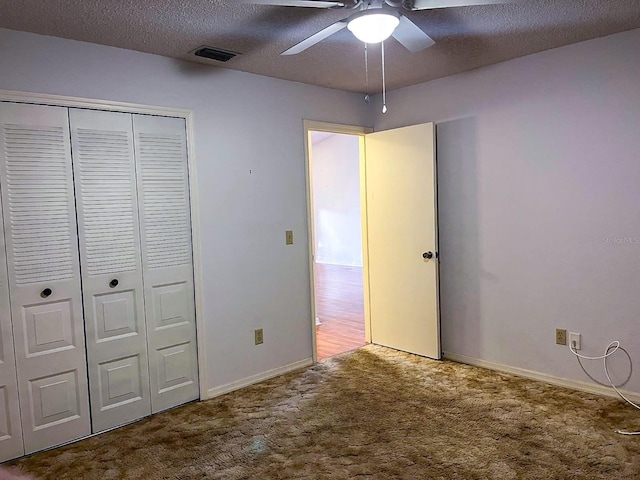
0, 0, 639, 93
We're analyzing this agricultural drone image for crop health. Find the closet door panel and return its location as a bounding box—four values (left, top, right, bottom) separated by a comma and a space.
0, 103, 90, 454
69, 109, 151, 432
0, 184, 24, 462
133, 115, 199, 413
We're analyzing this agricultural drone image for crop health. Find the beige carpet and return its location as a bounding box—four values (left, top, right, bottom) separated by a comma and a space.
8, 345, 640, 479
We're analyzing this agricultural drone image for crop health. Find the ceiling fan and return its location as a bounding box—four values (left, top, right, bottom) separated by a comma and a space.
241, 0, 515, 55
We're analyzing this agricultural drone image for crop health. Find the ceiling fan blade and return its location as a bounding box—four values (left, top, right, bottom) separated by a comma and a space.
240, 0, 345, 8
281, 21, 348, 55
392, 15, 435, 53
407, 0, 515, 10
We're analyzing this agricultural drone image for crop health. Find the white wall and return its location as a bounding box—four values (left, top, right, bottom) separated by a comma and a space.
311, 133, 362, 267
0, 28, 372, 392
375, 28, 640, 394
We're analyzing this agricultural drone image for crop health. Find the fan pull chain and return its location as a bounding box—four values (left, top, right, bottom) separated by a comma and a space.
381, 40, 387, 114
364, 43, 370, 103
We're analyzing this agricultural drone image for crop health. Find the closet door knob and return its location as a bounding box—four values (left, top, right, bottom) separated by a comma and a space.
422, 251, 434, 260
41, 288, 53, 298
109, 279, 119, 288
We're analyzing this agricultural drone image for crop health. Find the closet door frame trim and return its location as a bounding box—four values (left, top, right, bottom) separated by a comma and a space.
0, 89, 208, 400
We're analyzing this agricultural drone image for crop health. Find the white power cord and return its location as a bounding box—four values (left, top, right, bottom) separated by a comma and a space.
568, 340, 640, 435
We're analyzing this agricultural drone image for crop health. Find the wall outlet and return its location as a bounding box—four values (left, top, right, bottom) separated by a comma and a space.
555, 328, 567, 345
285, 230, 293, 245
569, 332, 581, 350
254, 328, 264, 345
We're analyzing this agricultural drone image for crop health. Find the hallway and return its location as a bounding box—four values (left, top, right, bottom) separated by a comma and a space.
314, 263, 366, 361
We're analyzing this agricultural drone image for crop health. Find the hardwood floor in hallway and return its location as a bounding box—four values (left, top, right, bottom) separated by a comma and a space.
314, 263, 367, 361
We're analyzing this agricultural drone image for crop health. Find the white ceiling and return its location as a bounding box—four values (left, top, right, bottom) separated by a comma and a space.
0, 0, 639, 93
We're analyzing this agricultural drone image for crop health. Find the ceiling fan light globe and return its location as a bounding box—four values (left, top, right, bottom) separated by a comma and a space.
347, 13, 400, 44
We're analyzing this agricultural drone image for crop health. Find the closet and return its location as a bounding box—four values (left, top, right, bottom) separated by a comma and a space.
0, 102, 199, 461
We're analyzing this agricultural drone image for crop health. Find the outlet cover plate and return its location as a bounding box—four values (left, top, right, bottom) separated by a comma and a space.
555, 328, 567, 345
569, 332, 581, 350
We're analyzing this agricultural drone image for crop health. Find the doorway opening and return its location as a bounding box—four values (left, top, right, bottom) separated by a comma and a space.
306, 120, 441, 362
307, 127, 369, 361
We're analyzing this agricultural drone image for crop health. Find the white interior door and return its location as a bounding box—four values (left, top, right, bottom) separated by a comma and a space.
364, 123, 440, 359
0, 102, 91, 453
133, 115, 199, 413
0, 187, 24, 462
70, 109, 152, 432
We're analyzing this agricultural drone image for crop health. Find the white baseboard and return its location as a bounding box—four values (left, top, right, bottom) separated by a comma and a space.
314, 260, 363, 268
206, 357, 314, 399
443, 351, 640, 403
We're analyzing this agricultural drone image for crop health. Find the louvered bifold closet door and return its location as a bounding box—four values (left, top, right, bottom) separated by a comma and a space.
133, 115, 199, 413
0, 103, 91, 454
69, 109, 152, 432
0, 184, 24, 462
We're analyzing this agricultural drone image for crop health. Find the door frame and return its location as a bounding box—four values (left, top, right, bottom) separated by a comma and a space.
303, 120, 373, 362
0, 89, 208, 400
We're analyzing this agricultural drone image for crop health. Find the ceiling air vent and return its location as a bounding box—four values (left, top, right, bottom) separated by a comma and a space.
193, 46, 238, 63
